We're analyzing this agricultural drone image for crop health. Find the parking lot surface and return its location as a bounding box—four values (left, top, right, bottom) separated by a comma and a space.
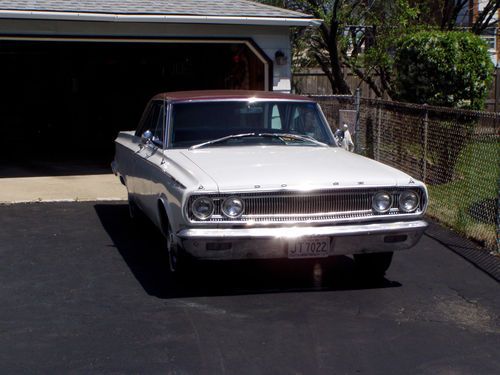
0, 202, 499, 374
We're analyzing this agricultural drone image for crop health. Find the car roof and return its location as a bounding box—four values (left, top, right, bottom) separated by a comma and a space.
152, 90, 314, 103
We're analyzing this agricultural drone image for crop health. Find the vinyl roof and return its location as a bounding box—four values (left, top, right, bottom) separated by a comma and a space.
0, 1, 319, 26
153, 90, 315, 102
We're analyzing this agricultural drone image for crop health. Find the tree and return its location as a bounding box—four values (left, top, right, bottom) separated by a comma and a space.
471, 0, 500, 34
411, 0, 500, 34
258, 0, 419, 96
258, 1, 497, 101
394, 30, 494, 109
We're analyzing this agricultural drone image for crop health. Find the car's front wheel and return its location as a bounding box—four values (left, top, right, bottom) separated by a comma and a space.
165, 225, 180, 272
159, 210, 191, 275
353, 252, 393, 279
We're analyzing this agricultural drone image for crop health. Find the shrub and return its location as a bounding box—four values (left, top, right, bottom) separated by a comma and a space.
394, 31, 494, 109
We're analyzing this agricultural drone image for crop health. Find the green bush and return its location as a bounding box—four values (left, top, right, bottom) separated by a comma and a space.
394, 31, 494, 109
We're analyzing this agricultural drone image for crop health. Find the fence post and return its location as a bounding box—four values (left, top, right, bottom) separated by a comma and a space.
355, 88, 361, 154
497, 115, 500, 254
422, 104, 429, 183
376, 103, 381, 161
497, 176, 499, 253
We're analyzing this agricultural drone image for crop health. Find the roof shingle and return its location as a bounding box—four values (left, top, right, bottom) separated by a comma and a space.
0, 0, 311, 19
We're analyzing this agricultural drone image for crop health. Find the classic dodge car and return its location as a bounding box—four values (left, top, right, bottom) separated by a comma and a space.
112, 90, 428, 277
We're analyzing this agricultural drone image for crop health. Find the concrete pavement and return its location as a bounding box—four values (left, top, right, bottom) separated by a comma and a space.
0, 174, 127, 203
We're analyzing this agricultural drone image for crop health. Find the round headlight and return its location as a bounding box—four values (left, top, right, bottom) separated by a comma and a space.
192, 197, 214, 220
372, 191, 392, 213
399, 191, 419, 213
221, 197, 245, 218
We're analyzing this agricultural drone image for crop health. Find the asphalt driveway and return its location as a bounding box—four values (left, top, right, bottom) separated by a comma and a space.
0, 202, 498, 374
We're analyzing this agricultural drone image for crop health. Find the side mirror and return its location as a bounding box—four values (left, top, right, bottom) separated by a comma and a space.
141, 130, 153, 144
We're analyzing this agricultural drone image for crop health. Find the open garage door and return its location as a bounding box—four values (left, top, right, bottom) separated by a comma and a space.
0, 38, 270, 175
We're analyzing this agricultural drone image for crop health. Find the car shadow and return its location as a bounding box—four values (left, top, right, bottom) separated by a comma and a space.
94, 203, 401, 299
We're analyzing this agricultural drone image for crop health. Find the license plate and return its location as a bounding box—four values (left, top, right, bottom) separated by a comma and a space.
288, 237, 331, 259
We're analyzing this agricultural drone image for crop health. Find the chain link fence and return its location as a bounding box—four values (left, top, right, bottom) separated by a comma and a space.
312, 95, 500, 253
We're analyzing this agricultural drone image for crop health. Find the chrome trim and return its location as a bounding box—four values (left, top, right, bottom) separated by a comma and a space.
188, 187, 426, 199
316, 103, 337, 146
177, 220, 428, 239
163, 100, 170, 150
201, 184, 424, 195
188, 212, 425, 226
166, 102, 174, 149
170, 98, 316, 104
243, 210, 373, 218
186, 187, 427, 224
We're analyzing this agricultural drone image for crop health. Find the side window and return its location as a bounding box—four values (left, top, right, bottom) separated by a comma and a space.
151, 103, 165, 146
135, 101, 162, 139
136, 102, 153, 137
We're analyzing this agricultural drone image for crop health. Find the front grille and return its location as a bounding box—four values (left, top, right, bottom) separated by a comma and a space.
187, 188, 426, 223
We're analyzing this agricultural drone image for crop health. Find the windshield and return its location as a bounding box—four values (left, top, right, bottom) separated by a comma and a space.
170, 101, 334, 148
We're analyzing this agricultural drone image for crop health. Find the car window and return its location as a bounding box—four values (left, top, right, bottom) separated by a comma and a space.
136, 101, 162, 137
171, 101, 334, 148
290, 105, 326, 140
151, 103, 165, 146
135, 102, 152, 137
135, 101, 162, 138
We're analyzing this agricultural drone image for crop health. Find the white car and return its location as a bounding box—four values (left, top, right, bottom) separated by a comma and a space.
112, 90, 428, 277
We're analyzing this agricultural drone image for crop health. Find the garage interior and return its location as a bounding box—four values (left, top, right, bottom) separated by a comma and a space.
0, 38, 267, 179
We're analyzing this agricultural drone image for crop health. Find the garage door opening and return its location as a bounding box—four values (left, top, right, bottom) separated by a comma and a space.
0, 38, 269, 177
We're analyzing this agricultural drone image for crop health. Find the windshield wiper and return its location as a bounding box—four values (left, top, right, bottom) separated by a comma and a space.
189, 132, 328, 150
258, 133, 328, 147
189, 133, 257, 150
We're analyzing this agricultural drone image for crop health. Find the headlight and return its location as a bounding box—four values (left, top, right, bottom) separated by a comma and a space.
372, 191, 392, 213
399, 191, 419, 213
192, 197, 214, 220
221, 196, 245, 218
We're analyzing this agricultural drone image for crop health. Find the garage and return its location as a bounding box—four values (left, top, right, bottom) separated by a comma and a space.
0, 37, 269, 163
0, 0, 317, 202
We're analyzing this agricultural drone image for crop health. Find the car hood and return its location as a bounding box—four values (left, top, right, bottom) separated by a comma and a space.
180, 146, 416, 191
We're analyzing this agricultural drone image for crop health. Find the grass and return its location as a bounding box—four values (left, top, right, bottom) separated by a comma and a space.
426, 140, 499, 251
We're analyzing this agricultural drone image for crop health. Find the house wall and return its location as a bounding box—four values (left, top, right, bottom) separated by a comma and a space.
0, 19, 292, 91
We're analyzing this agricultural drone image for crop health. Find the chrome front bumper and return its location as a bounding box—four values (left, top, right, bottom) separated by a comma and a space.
177, 220, 428, 260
